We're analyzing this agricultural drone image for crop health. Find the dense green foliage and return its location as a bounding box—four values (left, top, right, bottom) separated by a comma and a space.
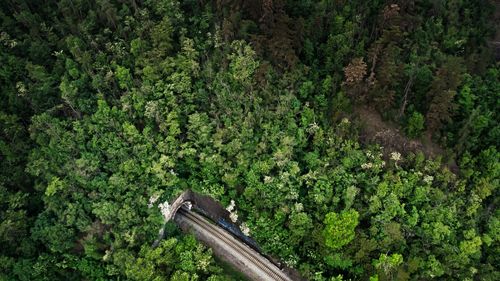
1, 0, 498, 280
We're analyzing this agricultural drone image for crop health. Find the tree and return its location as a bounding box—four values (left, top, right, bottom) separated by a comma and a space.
323, 209, 359, 250
373, 253, 403, 280
425, 57, 465, 133
405, 111, 424, 138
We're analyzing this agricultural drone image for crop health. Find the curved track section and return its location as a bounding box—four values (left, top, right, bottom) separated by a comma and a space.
175, 208, 293, 281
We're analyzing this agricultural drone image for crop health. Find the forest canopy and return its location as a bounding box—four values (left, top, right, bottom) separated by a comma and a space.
0, 0, 498, 280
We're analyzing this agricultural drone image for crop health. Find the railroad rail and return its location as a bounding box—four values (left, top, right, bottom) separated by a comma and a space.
175, 207, 293, 281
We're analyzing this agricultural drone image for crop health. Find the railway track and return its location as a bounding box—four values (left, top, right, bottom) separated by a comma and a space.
175, 207, 292, 281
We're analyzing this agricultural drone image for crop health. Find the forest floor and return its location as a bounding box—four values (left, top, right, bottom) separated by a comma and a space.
354, 106, 458, 171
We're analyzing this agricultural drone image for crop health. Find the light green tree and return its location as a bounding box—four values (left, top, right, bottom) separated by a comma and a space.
323, 209, 359, 250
